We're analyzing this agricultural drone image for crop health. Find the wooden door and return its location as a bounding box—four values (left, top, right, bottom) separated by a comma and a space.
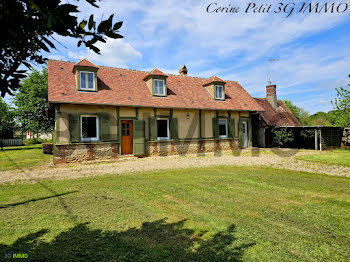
121, 120, 133, 155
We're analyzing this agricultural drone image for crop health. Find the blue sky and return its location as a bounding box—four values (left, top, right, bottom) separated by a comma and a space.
7, 0, 350, 114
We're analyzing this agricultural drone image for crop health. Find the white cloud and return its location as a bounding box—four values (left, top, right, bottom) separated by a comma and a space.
68, 38, 142, 67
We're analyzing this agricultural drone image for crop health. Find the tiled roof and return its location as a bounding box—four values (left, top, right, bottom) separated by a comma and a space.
48, 59, 264, 112
74, 58, 99, 68
143, 68, 168, 80
203, 76, 226, 86
254, 98, 301, 127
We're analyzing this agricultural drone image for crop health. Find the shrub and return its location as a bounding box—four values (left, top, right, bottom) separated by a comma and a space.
42, 143, 53, 155
272, 128, 294, 147
25, 138, 45, 145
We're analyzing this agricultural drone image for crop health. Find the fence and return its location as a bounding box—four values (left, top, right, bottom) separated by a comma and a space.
0, 139, 23, 147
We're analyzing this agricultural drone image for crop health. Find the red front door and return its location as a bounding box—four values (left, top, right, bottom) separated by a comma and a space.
121, 120, 133, 155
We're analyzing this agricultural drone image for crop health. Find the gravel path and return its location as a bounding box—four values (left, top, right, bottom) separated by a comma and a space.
0, 149, 349, 184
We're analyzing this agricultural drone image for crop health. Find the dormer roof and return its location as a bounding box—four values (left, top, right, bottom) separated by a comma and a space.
203, 76, 226, 86
73, 58, 99, 73
143, 68, 168, 80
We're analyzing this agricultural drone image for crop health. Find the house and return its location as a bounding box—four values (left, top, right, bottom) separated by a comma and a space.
252, 84, 301, 148
48, 59, 267, 163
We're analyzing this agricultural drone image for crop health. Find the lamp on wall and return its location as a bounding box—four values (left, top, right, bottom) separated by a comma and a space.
186, 112, 190, 119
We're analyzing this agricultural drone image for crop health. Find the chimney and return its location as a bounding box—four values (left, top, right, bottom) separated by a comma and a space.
266, 84, 277, 110
179, 65, 188, 75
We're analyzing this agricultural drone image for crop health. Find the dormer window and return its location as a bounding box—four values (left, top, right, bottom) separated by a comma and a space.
154, 79, 165, 96
73, 59, 99, 92
80, 71, 95, 91
143, 68, 168, 97
203, 76, 226, 101
215, 85, 224, 100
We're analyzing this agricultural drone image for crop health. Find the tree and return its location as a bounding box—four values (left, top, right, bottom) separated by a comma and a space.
307, 111, 333, 126
272, 128, 294, 147
0, 0, 123, 97
0, 98, 15, 140
283, 100, 310, 125
331, 76, 350, 127
13, 67, 54, 135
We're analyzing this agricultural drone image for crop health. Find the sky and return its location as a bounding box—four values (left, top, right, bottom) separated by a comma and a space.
8, 0, 350, 114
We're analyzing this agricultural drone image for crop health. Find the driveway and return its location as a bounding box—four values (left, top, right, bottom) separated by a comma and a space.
0, 149, 349, 184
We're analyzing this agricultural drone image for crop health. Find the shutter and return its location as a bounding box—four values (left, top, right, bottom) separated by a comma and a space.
99, 113, 110, 141
248, 118, 252, 147
149, 117, 157, 140
212, 118, 219, 139
69, 114, 80, 143
133, 120, 145, 156
229, 118, 235, 138
239, 120, 244, 148
170, 118, 179, 140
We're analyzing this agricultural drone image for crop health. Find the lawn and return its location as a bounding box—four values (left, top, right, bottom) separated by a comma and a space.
0, 147, 51, 171
296, 149, 350, 167
0, 166, 349, 261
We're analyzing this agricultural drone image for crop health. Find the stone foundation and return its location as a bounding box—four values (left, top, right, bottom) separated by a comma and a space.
53, 139, 239, 163
54, 142, 119, 164
146, 139, 239, 156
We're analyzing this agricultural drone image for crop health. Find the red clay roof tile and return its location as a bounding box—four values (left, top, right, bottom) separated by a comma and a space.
254, 98, 301, 126
48, 59, 264, 112
203, 76, 226, 86
74, 58, 99, 68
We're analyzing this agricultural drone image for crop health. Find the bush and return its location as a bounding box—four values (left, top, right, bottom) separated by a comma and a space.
272, 128, 294, 147
42, 143, 53, 155
25, 138, 45, 145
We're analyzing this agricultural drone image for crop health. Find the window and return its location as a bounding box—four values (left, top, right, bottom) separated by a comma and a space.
80, 71, 95, 91
218, 119, 228, 138
81, 115, 99, 142
157, 119, 169, 140
215, 85, 224, 100
154, 79, 165, 96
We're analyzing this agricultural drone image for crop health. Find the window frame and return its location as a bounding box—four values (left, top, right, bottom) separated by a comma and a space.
156, 118, 170, 140
79, 71, 96, 91
214, 85, 224, 100
218, 118, 228, 138
153, 79, 166, 96
80, 114, 99, 142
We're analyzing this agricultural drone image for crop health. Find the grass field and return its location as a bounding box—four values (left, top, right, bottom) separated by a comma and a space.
296, 149, 350, 167
1, 166, 349, 261
0, 147, 51, 171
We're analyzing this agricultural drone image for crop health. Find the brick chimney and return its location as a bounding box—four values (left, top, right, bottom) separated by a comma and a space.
266, 84, 277, 110
179, 65, 188, 75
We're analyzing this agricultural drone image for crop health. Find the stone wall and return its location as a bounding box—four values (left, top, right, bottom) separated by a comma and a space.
146, 139, 239, 156
54, 142, 119, 164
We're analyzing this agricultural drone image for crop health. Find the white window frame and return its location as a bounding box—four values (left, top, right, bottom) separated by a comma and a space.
218, 118, 228, 138
79, 71, 95, 91
80, 115, 99, 142
157, 118, 170, 140
153, 79, 165, 96
214, 85, 224, 100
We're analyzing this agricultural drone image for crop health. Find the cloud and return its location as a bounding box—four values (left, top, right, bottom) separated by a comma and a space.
68, 38, 142, 67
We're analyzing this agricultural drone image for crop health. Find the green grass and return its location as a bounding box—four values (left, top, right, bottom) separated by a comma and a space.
1, 166, 349, 261
296, 149, 350, 166
2, 144, 42, 150
0, 148, 51, 171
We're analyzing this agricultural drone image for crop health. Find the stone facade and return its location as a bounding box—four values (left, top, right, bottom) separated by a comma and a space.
146, 139, 239, 156
54, 142, 119, 164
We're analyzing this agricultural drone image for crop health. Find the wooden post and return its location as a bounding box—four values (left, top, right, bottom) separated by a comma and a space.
319, 129, 322, 151
315, 129, 318, 151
